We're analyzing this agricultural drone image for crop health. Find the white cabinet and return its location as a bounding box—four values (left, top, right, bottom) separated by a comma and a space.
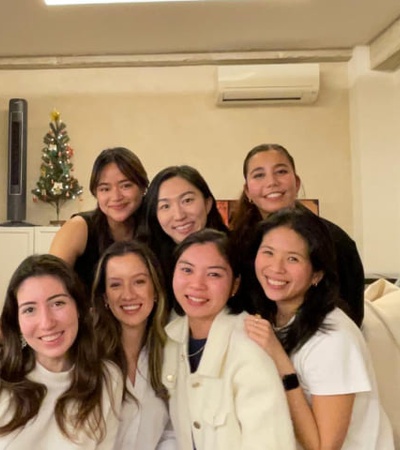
0, 226, 60, 311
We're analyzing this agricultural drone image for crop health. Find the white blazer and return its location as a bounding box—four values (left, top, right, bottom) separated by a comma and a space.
162, 309, 296, 450
114, 348, 177, 450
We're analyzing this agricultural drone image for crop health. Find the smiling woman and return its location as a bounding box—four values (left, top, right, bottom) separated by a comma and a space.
50, 147, 149, 291
91, 240, 176, 449
0, 254, 124, 449
138, 165, 228, 310
163, 228, 296, 450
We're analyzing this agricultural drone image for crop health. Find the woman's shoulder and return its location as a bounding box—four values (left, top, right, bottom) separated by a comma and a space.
297, 308, 368, 359
319, 216, 356, 246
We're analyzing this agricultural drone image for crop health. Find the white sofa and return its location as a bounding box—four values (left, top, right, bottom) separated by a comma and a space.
363, 279, 400, 449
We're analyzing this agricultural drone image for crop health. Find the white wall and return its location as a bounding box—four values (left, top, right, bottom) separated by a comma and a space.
0, 63, 355, 257
349, 47, 400, 277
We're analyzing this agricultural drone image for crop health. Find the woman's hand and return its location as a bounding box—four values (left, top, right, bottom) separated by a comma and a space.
244, 314, 293, 374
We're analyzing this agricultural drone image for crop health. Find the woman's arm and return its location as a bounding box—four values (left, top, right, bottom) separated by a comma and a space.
245, 315, 355, 450
49, 215, 88, 266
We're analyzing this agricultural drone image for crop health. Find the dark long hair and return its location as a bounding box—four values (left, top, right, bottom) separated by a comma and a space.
90, 147, 149, 255
138, 165, 228, 308
0, 254, 115, 442
231, 143, 298, 250
92, 240, 168, 402
172, 228, 244, 316
248, 207, 340, 355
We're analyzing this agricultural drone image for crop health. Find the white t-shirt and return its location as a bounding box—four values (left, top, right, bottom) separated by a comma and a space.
113, 348, 176, 450
0, 361, 123, 450
292, 308, 394, 450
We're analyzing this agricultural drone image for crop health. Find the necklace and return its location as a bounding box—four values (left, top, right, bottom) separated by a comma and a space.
188, 344, 206, 358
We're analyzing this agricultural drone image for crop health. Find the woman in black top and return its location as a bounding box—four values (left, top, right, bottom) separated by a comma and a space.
50, 147, 149, 289
231, 143, 365, 326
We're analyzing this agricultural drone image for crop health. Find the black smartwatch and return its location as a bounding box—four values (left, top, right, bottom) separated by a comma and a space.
282, 373, 299, 391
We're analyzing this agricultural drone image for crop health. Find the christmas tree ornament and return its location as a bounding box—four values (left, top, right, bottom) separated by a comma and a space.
31, 110, 83, 223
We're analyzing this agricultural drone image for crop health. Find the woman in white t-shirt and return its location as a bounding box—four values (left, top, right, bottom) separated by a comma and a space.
0, 254, 123, 450
244, 207, 394, 450
92, 240, 176, 450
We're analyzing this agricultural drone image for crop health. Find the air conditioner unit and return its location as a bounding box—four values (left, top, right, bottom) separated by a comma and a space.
216, 63, 320, 106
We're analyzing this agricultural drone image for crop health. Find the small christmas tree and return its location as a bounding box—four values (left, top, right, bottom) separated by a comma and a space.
32, 110, 83, 221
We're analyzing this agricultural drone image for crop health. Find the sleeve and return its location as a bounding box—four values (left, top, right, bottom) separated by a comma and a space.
156, 419, 178, 450
97, 362, 124, 450
335, 237, 365, 327
325, 220, 365, 327
232, 339, 296, 450
294, 324, 371, 396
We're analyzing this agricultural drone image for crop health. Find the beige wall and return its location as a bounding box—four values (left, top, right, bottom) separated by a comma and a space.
349, 47, 400, 277
0, 63, 353, 253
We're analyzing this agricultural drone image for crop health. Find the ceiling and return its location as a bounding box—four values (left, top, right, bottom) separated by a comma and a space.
1, 0, 400, 65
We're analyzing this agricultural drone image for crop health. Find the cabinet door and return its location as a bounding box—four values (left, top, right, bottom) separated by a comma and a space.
34, 226, 60, 254
0, 228, 34, 312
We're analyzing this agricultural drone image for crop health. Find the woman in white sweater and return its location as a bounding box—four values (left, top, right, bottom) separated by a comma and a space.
244, 207, 394, 450
92, 240, 176, 450
0, 254, 123, 449
163, 228, 296, 450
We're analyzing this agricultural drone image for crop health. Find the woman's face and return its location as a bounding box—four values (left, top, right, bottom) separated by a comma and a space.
95, 162, 144, 225
255, 226, 322, 310
156, 176, 212, 244
244, 150, 301, 217
173, 242, 235, 338
17, 275, 79, 372
104, 253, 155, 333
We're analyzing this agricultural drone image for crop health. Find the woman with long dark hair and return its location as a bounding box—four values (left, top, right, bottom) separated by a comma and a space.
245, 207, 393, 449
0, 254, 123, 449
51, 147, 149, 290
138, 165, 227, 309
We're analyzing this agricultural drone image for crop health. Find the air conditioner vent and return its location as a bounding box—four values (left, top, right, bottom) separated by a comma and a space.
216, 64, 320, 106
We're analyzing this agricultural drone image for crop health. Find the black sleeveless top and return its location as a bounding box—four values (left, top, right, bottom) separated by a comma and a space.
73, 210, 114, 292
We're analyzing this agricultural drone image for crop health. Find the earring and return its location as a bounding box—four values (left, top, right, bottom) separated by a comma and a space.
20, 335, 27, 349
312, 281, 318, 287
104, 302, 109, 309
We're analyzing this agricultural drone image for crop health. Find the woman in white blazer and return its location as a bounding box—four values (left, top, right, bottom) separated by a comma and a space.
163, 228, 296, 450
92, 240, 176, 450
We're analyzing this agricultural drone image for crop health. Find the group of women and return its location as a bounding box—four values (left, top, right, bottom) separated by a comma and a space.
0, 144, 395, 449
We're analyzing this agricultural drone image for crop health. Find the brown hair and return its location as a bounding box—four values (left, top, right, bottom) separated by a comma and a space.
231, 143, 298, 245
92, 240, 169, 402
90, 147, 149, 254
0, 254, 117, 443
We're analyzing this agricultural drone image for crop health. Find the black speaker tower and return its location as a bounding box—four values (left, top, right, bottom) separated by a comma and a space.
1, 98, 34, 227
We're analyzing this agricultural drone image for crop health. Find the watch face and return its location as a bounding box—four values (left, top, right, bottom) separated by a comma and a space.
282, 373, 299, 391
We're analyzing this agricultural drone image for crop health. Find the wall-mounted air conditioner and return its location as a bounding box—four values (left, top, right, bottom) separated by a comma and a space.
216, 63, 320, 106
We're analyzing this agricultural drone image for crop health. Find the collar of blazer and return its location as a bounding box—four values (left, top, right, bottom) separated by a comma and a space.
165, 309, 245, 377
